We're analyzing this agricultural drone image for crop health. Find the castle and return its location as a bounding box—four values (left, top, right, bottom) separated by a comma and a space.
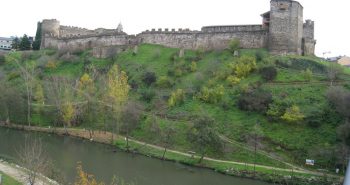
39, 0, 316, 56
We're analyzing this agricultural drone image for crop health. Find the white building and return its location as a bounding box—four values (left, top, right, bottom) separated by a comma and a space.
0, 37, 13, 50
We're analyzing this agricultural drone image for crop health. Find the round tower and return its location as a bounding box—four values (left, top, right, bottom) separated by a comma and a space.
41, 19, 60, 37
268, 0, 303, 55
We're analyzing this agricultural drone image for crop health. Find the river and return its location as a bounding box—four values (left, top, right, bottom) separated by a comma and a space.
0, 127, 270, 185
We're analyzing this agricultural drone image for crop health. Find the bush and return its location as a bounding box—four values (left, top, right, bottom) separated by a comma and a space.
157, 76, 173, 88
198, 85, 225, 104
140, 88, 155, 103
230, 56, 256, 78
142, 71, 157, 86
45, 61, 57, 69
228, 39, 240, 54
260, 66, 277, 81
255, 50, 266, 61
237, 89, 272, 113
168, 89, 185, 107
226, 75, 241, 86
303, 68, 313, 81
190, 61, 197, 72
281, 105, 305, 123
7, 72, 20, 81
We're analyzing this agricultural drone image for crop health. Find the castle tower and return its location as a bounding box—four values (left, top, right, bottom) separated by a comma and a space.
41, 19, 60, 37
302, 19, 316, 55
268, 0, 303, 55
117, 22, 123, 32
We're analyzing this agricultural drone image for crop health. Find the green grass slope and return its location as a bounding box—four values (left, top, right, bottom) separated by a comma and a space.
1, 44, 349, 174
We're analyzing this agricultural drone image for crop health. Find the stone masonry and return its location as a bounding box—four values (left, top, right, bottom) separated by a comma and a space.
39, 0, 316, 57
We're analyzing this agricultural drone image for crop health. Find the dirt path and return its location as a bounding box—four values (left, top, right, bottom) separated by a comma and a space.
0, 160, 59, 185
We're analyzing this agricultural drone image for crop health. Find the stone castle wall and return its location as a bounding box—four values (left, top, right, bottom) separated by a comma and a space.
42, 34, 135, 51
39, 0, 315, 56
137, 27, 267, 50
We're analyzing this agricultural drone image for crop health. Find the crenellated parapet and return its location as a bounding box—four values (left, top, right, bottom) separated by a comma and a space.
201, 25, 267, 33
140, 28, 199, 34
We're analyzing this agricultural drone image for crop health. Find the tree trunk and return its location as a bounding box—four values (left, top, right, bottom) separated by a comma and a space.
199, 153, 205, 163
162, 147, 167, 160
64, 124, 68, 135
27, 87, 31, 127
126, 136, 129, 152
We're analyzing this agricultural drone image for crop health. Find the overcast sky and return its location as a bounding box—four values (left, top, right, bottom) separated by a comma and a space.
1, 0, 349, 57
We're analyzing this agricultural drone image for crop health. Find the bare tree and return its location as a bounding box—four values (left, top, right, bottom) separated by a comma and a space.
45, 76, 81, 133
327, 63, 343, 86
17, 136, 50, 185
161, 123, 176, 160
14, 59, 37, 126
121, 101, 144, 151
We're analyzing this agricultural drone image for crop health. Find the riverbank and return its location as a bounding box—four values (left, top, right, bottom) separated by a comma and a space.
0, 123, 342, 185
0, 159, 59, 185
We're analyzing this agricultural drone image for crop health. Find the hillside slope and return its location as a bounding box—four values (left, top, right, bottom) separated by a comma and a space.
0, 44, 349, 175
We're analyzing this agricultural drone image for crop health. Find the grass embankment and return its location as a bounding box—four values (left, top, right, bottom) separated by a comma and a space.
0, 171, 22, 185
0, 123, 342, 185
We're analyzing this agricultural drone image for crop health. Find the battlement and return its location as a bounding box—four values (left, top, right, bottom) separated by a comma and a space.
201, 25, 266, 32
141, 28, 199, 34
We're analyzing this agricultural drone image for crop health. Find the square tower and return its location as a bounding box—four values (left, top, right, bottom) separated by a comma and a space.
268, 0, 303, 55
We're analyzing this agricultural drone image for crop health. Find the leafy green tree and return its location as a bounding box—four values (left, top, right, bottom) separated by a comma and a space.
32, 22, 42, 50
281, 105, 304, 123
106, 64, 130, 142
188, 115, 222, 163
19, 34, 31, 50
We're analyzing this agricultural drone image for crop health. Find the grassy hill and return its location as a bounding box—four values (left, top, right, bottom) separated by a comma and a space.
0, 44, 349, 176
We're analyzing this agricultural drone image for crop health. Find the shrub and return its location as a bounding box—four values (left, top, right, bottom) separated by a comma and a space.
226, 75, 241, 86
281, 105, 305, 123
260, 66, 277, 81
228, 39, 240, 54
198, 85, 225, 104
168, 89, 185, 107
303, 68, 313, 81
157, 76, 173, 88
140, 88, 155, 103
0, 55, 5, 65
7, 72, 20, 81
190, 61, 197, 72
45, 61, 57, 69
174, 68, 183, 77
230, 56, 257, 78
142, 71, 157, 86
255, 50, 266, 61
266, 99, 290, 120
237, 89, 272, 113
